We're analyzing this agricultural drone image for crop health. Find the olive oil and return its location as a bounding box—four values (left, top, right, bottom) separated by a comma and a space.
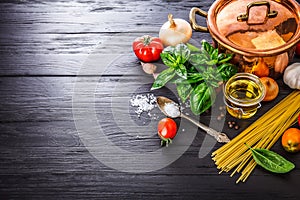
224, 73, 265, 119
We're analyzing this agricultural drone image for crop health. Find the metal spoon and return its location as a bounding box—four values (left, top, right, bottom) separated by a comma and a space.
156, 96, 230, 143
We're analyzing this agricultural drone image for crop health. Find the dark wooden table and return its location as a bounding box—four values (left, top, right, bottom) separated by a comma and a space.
1, 0, 300, 199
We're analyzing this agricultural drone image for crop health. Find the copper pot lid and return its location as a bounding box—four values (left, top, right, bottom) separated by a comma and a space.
207, 0, 300, 56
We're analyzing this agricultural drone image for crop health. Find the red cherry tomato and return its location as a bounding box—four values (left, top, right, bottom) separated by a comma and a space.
295, 43, 300, 56
298, 113, 300, 127
132, 35, 164, 62
157, 118, 177, 146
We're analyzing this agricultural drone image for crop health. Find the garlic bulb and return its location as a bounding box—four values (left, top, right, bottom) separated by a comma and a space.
283, 63, 300, 89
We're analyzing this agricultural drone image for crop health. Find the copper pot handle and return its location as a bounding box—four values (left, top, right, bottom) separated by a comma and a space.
189, 7, 209, 32
237, 1, 278, 25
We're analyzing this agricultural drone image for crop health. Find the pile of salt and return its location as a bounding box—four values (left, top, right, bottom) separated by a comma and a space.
130, 94, 157, 117
164, 102, 180, 118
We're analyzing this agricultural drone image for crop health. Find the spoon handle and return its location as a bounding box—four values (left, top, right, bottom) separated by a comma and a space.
181, 114, 230, 143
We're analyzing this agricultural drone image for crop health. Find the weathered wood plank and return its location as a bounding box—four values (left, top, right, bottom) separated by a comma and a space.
0, 52, 299, 76
0, 75, 293, 120
0, 0, 209, 79
0, 0, 300, 199
0, 161, 298, 199
0, 0, 207, 14
0, 119, 299, 176
0, 0, 207, 34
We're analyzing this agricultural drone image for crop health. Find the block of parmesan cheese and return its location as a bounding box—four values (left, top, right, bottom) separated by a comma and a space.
251, 30, 286, 50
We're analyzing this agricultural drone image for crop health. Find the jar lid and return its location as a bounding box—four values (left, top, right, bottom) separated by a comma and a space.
208, 0, 300, 56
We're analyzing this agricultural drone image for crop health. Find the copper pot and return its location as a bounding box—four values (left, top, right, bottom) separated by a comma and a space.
190, 0, 300, 78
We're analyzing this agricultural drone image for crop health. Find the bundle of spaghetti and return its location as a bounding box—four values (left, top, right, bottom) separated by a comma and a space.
212, 90, 300, 183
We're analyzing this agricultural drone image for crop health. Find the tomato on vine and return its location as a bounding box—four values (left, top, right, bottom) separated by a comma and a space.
132, 35, 164, 62
157, 118, 177, 146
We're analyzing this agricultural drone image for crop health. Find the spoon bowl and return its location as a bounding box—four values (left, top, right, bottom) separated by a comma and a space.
156, 96, 181, 118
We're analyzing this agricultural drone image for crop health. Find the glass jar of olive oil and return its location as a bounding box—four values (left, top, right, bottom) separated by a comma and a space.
223, 73, 265, 119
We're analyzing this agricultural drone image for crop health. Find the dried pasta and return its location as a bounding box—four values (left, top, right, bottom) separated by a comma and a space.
212, 90, 300, 183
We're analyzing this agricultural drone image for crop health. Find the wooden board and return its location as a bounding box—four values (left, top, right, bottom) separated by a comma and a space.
0, 0, 300, 199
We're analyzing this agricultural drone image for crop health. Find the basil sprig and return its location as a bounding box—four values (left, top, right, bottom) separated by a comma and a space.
246, 144, 295, 173
151, 41, 237, 115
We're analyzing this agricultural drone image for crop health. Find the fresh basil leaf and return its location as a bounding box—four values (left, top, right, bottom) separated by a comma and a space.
190, 83, 216, 115
187, 73, 204, 83
207, 77, 220, 88
217, 63, 237, 81
200, 69, 220, 88
152, 42, 236, 115
172, 77, 187, 84
173, 74, 203, 84
160, 52, 177, 69
202, 40, 214, 55
174, 43, 190, 64
189, 53, 208, 66
162, 45, 175, 54
175, 63, 188, 79
210, 48, 219, 61
186, 43, 201, 52
217, 53, 226, 62
210, 81, 219, 88
205, 59, 218, 66
247, 145, 295, 174
161, 44, 190, 70
151, 68, 176, 90
217, 62, 231, 72
176, 83, 192, 103
218, 53, 233, 64
193, 65, 206, 73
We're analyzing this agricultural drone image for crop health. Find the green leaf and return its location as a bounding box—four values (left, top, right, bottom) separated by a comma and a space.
186, 43, 201, 52
151, 68, 176, 90
202, 40, 214, 55
189, 53, 208, 66
217, 53, 233, 64
205, 59, 218, 66
162, 45, 175, 54
190, 83, 216, 115
160, 51, 177, 69
193, 65, 206, 73
246, 144, 295, 174
161, 44, 190, 70
175, 64, 187, 79
176, 83, 192, 103
210, 48, 219, 61
174, 43, 190, 64
217, 63, 237, 81
172, 77, 187, 84
187, 73, 204, 83
153, 42, 237, 116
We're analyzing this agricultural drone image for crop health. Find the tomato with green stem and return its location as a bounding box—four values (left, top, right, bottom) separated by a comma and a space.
157, 118, 177, 146
132, 35, 164, 62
